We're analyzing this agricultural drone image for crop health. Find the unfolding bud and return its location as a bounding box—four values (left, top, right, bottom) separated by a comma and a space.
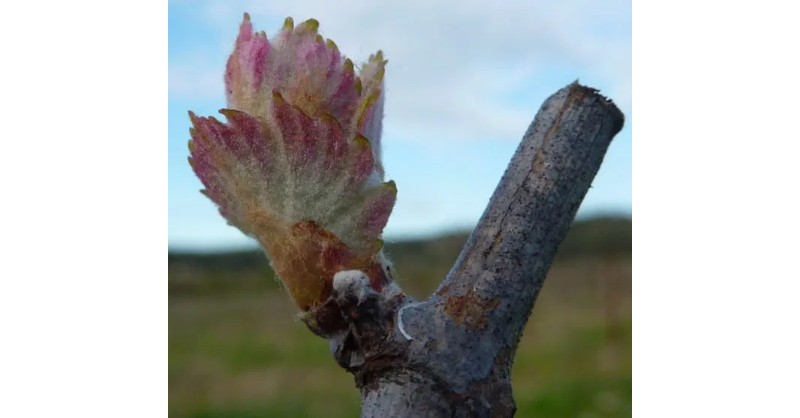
188, 13, 395, 310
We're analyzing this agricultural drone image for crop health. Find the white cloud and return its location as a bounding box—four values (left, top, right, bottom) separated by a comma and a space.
171, 0, 630, 142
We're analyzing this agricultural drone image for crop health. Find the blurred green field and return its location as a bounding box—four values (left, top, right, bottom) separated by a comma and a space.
169, 217, 631, 417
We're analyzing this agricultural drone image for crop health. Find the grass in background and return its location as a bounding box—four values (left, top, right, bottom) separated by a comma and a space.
169, 217, 631, 417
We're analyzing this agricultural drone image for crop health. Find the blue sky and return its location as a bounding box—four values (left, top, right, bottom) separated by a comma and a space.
168, 0, 631, 251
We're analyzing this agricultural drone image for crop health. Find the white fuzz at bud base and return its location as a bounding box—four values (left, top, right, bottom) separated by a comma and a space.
333, 270, 371, 302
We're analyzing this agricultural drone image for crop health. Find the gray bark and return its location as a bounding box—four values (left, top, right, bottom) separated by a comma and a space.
304, 82, 624, 417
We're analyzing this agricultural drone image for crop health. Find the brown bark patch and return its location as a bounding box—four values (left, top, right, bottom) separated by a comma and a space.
442, 291, 500, 330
